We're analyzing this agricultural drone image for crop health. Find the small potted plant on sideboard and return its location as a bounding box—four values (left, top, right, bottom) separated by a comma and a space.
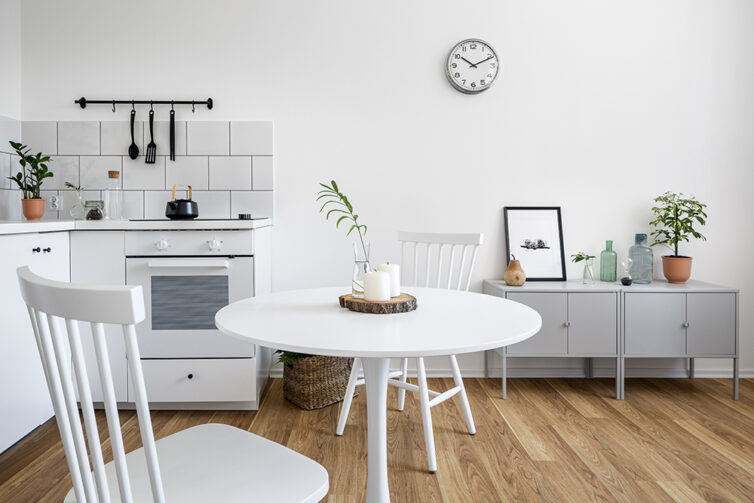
649, 191, 707, 284
7, 141, 54, 221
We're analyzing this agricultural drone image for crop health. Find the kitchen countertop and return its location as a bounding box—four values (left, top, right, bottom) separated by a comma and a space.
0, 218, 272, 235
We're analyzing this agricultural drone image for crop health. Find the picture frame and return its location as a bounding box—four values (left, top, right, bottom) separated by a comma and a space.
503, 206, 566, 281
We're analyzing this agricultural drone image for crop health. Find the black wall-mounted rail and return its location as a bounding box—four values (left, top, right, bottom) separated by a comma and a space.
75, 97, 213, 111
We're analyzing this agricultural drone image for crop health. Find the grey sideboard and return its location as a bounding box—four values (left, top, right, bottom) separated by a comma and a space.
483, 279, 739, 400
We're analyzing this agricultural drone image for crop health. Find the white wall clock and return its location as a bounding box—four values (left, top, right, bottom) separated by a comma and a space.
445, 39, 499, 94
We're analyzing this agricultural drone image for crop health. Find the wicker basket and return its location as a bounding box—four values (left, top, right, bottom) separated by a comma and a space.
283, 355, 358, 410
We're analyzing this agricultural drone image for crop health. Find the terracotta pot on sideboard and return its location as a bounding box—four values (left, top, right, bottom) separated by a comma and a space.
504, 259, 526, 286
662, 256, 693, 284
21, 199, 45, 221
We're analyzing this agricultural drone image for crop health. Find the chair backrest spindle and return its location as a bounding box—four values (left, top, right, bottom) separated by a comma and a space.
397, 232, 483, 292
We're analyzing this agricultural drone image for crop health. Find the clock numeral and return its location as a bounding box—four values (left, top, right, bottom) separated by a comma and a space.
454, 54, 460, 59
470, 43, 477, 49
480, 80, 486, 85
487, 73, 493, 78
451, 63, 457, 68
490, 62, 497, 68
462, 45, 467, 52
462, 79, 466, 85
482, 46, 486, 52
471, 82, 477, 88
454, 72, 460, 78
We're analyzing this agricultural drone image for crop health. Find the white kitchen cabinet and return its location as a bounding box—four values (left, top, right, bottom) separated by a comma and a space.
70, 231, 128, 403
0, 231, 69, 453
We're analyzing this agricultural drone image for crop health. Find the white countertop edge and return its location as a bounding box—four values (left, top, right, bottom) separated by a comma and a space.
0, 218, 272, 235
483, 278, 738, 293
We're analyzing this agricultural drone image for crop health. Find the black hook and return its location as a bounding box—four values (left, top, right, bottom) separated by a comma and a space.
150, 101, 154, 111
112, 100, 116, 113
192, 101, 195, 113
171, 101, 174, 111
132, 100, 135, 111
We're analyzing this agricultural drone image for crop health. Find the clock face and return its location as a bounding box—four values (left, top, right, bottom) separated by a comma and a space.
446, 39, 499, 94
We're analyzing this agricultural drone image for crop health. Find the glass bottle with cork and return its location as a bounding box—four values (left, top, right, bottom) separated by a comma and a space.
104, 170, 123, 220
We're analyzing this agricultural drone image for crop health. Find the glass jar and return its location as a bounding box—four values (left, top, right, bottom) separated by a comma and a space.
85, 200, 104, 220
582, 258, 595, 284
104, 170, 123, 220
628, 233, 653, 284
352, 241, 371, 298
69, 191, 86, 220
600, 240, 617, 282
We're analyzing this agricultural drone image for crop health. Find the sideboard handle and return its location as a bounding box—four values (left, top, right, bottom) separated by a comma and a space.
564, 321, 571, 327
682, 321, 690, 328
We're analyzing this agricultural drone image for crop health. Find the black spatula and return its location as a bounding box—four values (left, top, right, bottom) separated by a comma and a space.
145, 109, 156, 164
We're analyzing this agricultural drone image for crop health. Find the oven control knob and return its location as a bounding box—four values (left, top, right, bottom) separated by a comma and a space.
208, 239, 223, 252
155, 239, 171, 252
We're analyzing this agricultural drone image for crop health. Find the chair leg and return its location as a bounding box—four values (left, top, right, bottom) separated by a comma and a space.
336, 357, 361, 436
416, 357, 437, 473
449, 354, 476, 435
397, 357, 409, 411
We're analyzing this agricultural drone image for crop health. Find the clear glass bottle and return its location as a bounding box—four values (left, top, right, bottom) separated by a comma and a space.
628, 233, 653, 284
352, 241, 371, 298
85, 200, 104, 220
104, 170, 123, 220
600, 240, 617, 282
69, 190, 86, 220
582, 258, 595, 284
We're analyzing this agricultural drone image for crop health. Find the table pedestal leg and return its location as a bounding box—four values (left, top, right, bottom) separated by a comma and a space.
362, 357, 391, 503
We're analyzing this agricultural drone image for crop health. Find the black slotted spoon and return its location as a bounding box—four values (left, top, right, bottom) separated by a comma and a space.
145, 108, 156, 164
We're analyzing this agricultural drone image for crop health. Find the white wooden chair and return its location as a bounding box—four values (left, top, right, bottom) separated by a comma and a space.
336, 232, 483, 473
16, 266, 328, 503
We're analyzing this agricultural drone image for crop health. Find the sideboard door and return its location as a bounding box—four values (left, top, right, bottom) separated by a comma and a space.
686, 293, 736, 355
624, 293, 686, 355
506, 292, 568, 354
568, 293, 617, 355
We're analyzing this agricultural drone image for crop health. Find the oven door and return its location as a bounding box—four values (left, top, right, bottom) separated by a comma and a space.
126, 257, 255, 358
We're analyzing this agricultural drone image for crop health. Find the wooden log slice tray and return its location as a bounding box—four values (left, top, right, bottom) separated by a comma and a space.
339, 293, 417, 314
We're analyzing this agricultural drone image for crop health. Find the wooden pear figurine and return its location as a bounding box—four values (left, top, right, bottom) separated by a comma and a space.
504, 255, 526, 286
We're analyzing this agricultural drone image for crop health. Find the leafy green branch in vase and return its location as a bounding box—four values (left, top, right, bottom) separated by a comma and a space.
317, 180, 368, 260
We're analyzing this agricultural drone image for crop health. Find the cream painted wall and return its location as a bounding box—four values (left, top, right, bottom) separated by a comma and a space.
17, 0, 754, 376
0, 0, 21, 119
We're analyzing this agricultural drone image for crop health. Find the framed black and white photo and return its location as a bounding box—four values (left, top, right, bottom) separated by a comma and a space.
503, 207, 566, 281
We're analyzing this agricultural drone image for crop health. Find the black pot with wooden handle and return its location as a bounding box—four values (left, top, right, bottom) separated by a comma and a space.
165, 184, 199, 219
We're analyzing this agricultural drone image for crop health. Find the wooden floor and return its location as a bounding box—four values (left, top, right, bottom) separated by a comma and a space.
1, 377, 752, 502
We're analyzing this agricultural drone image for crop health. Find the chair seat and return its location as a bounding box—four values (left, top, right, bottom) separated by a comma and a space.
65, 423, 328, 503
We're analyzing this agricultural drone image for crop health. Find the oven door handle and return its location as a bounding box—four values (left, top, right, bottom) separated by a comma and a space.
147, 259, 230, 269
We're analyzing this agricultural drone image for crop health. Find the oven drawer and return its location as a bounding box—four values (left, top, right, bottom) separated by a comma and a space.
125, 230, 254, 256
135, 358, 257, 402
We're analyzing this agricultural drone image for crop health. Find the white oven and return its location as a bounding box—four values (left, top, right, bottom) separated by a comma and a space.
125, 231, 255, 358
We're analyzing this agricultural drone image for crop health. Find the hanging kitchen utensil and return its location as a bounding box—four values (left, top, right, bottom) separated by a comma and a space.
145, 105, 156, 164
169, 104, 176, 161
165, 184, 199, 219
128, 107, 139, 159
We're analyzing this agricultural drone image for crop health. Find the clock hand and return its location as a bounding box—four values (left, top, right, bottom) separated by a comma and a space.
460, 57, 478, 68
473, 55, 494, 66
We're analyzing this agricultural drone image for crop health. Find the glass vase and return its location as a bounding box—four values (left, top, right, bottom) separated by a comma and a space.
600, 240, 617, 282
352, 241, 371, 298
582, 258, 595, 284
69, 191, 86, 220
628, 233, 653, 284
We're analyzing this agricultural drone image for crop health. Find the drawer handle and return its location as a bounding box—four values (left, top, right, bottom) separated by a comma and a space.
683, 321, 690, 328
187, 373, 194, 380
43, 247, 52, 253
32, 247, 41, 253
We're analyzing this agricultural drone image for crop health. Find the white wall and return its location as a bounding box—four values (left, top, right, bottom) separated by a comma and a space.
18, 0, 754, 375
0, 0, 22, 119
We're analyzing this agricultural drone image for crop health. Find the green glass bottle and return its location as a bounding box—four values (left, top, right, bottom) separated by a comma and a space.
600, 240, 617, 282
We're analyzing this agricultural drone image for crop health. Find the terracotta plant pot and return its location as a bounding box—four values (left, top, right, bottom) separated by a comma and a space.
21, 198, 45, 221
662, 256, 693, 284
504, 259, 526, 286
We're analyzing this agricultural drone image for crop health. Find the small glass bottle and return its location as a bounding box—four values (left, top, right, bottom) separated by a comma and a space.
352, 241, 371, 298
85, 200, 104, 220
628, 233, 653, 284
103, 170, 123, 220
69, 190, 86, 220
600, 240, 617, 282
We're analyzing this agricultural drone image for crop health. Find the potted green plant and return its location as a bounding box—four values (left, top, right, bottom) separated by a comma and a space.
649, 191, 707, 284
7, 141, 54, 221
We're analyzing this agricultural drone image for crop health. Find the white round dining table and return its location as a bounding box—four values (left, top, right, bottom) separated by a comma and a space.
215, 286, 541, 503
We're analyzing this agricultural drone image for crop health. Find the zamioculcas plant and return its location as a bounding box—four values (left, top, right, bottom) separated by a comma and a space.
649, 191, 708, 284
8, 141, 54, 221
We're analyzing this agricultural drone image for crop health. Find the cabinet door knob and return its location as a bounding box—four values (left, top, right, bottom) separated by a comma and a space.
32, 247, 41, 253
564, 321, 571, 327
683, 321, 690, 328
43, 247, 52, 253
187, 373, 194, 380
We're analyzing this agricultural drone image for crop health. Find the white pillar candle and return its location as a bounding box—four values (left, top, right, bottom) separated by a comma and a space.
377, 263, 401, 298
364, 271, 391, 302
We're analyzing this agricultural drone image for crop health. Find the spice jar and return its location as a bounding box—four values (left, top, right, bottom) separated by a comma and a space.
85, 200, 104, 220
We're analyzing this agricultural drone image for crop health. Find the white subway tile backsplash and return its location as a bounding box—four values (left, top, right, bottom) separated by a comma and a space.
58, 122, 100, 155
0, 116, 21, 153
0, 154, 9, 189
143, 191, 171, 219
46, 156, 80, 190
123, 156, 166, 190
231, 191, 273, 219
252, 156, 274, 190
80, 156, 122, 190
230, 122, 273, 155
101, 121, 143, 156
0, 189, 23, 220
209, 156, 251, 190
21, 121, 57, 155
192, 191, 231, 219
187, 122, 229, 155
166, 156, 208, 190
152, 121, 187, 157
123, 191, 144, 220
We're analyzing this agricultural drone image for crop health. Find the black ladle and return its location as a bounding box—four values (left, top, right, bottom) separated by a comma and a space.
128, 108, 139, 159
